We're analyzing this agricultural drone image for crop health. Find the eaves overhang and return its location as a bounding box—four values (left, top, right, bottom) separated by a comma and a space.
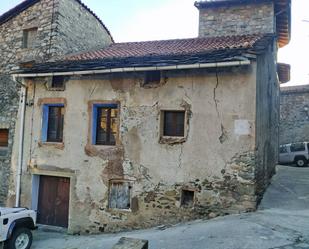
13, 60, 251, 78
277, 62, 290, 84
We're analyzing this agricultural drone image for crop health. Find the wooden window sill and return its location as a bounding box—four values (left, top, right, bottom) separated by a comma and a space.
38, 141, 64, 150
159, 136, 186, 145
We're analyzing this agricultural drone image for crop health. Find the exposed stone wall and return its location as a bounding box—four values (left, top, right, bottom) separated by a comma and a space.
12, 66, 260, 233
52, 0, 113, 58
0, 0, 113, 70
198, 2, 274, 38
255, 43, 279, 202
0, 76, 19, 205
0, 0, 55, 72
280, 85, 309, 144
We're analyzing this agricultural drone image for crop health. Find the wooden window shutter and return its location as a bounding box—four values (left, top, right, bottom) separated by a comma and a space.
109, 182, 131, 209
0, 129, 9, 147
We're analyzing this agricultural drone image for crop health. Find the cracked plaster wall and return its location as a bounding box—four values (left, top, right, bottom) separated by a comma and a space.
10, 66, 258, 233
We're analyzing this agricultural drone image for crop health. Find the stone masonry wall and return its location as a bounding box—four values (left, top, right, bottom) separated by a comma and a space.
0, 76, 19, 205
52, 0, 113, 58
280, 85, 309, 144
198, 2, 274, 38
0, 0, 113, 72
0, 0, 55, 72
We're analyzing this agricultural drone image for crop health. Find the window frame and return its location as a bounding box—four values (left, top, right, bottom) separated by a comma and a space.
22, 27, 38, 49
46, 76, 67, 91
41, 104, 65, 143
162, 110, 186, 137
143, 71, 161, 86
91, 103, 119, 146
160, 109, 187, 139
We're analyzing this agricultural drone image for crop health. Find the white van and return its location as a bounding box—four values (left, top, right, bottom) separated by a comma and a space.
279, 142, 309, 167
0, 207, 36, 249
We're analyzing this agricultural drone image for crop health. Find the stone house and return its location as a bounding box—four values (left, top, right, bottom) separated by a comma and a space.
10, 0, 290, 233
0, 0, 113, 205
280, 85, 309, 145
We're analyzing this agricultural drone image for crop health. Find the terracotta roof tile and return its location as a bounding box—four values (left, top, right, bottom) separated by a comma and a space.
17, 34, 274, 74
67, 34, 264, 61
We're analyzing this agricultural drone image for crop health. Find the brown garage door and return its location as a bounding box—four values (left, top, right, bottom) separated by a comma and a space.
37, 175, 70, 228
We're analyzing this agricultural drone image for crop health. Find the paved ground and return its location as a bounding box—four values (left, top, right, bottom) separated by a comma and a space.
32, 165, 309, 249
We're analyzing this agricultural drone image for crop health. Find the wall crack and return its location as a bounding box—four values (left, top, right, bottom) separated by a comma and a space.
178, 144, 184, 168
214, 68, 228, 144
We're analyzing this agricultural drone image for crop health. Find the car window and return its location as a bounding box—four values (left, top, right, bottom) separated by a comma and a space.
279, 146, 288, 153
290, 143, 306, 152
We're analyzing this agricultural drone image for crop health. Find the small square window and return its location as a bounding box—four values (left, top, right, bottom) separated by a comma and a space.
42, 105, 64, 143
181, 189, 194, 207
109, 181, 132, 210
51, 76, 65, 89
23, 28, 38, 48
163, 111, 185, 137
144, 71, 161, 86
92, 104, 119, 146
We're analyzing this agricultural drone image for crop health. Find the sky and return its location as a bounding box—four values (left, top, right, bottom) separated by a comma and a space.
0, 0, 308, 86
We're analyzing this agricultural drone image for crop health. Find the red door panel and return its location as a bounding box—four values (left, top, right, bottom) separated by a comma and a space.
37, 175, 70, 228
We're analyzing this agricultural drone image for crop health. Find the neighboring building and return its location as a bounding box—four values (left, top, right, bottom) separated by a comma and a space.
10, 0, 290, 233
280, 85, 309, 145
0, 0, 113, 205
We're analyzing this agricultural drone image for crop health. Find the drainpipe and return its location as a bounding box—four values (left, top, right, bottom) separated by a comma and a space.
13, 76, 27, 207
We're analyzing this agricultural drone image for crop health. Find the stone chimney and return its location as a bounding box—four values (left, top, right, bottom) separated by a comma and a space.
195, 0, 276, 38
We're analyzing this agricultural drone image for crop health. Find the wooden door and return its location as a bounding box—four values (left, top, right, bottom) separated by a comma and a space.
37, 176, 70, 228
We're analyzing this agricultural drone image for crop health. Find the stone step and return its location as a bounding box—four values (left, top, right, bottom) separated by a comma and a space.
112, 237, 148, 249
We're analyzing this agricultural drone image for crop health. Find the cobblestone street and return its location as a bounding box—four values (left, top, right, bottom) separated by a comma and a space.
30, 165, 309, 249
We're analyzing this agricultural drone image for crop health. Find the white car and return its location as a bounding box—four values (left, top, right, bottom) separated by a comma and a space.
279, 142, 309, 167
0, 208, 36, 249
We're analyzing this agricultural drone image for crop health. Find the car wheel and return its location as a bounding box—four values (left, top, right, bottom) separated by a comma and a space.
7, 228, 32, 249
296, 158, 306, 167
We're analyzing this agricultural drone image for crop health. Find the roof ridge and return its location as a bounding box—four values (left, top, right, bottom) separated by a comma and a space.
107, 33, 265, 45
